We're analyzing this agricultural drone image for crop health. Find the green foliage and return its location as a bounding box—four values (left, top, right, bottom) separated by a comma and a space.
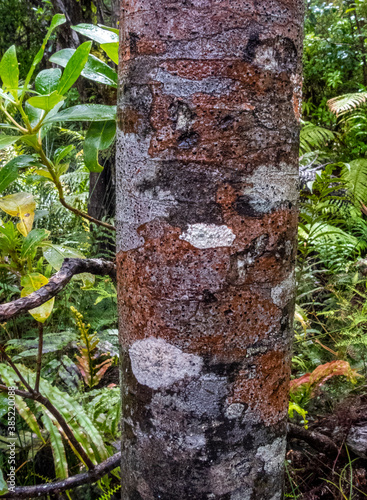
300, 121, 336, 154
50, 49, 118, 88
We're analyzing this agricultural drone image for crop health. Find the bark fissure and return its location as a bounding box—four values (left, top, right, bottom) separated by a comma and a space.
116, 1, 303, 498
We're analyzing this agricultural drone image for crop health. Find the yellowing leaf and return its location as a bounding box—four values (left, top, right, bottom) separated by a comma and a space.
21, 273, 54, 322
0, 192, 35, 236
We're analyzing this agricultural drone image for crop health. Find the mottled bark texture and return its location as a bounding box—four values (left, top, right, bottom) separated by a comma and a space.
116, 1, 303, 498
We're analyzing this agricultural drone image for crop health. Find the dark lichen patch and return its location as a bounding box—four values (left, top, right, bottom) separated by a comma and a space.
243, 32, 261, 63
177, 130, 200, 149
129, 32, 141, 55
233, 195, 263, 218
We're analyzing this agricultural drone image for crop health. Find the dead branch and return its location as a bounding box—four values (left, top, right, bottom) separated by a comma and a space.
0, 258, 116, 322
288, 422, 340, 456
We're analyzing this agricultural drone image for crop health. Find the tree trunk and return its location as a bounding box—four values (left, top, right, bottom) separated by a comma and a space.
116, 1, 303, 498
50, 0, 96, 49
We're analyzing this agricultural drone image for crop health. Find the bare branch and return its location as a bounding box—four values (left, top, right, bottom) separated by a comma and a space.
288, 422, 340, 456
0, 258, 116, 322
0, 452, 121, 498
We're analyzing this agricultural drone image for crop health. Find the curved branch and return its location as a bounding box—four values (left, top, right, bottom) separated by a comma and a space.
0, 258, 116, 322
288, 422, 340, 456
0, 452, 121, 498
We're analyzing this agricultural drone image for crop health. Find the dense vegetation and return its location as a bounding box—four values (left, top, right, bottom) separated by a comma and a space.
1, 0, 367, 498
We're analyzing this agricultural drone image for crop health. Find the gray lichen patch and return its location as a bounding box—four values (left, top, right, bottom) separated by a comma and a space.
179, 223, 236, 249
129, 337, 203, 389
240, 164, 299, 214
255, 437, 286, 475
115, 132, 176, 251
271, 271, 296, 307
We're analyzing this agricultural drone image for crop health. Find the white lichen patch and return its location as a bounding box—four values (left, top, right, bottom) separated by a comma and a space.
241, 164, 299, 213
151, 68, 233, 98
271, 271, 295, 307
255, 437, 286, 475
179, 223, 236, 249
254, 46, 279, 71
225, 403, 245, 420
129, 337, 203, 390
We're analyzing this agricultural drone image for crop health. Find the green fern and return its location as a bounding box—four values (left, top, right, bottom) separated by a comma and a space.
300, 121, 336, 153
97, 483, 121, 500
341, 159, 367, 208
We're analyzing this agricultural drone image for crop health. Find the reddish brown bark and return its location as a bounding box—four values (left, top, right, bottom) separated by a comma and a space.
116, 0, 303, 498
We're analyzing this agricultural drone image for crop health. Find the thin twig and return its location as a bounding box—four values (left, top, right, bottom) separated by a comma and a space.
0, 347, 33, 394
37, 148, 116, 231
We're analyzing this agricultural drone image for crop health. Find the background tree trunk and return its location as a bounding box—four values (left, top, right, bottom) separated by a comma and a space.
116, 0, 303, 498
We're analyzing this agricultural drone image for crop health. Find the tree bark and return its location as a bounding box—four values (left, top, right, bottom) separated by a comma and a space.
116, 1, 303, 498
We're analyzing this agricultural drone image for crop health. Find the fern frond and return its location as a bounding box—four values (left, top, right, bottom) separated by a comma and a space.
300, 122, 336, 153
342, 159, 367, 208
328, 92, 367, 116
97, 484, 121, 500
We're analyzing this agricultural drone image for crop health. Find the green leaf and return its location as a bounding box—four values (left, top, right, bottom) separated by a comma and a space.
21, 228, 50, 258
41, 411, 68, 479
27, 91, 65, 111
44, 104, 116, 124
21, 14, 66, 101
100, 43, 119, 64
35, 68, 62, 95
0, 155, 38, 193
0, 135, 19, 150
54, 145, 74, 165
0, 366, 45, 445
50, 49, 117, 88
0, 45, 19, 99
0, 89, 16, 104
0, 363, 110, 466
21, 273, 54, 322
34, 168, 53, 180
20, 133, 39, 149
71, 23, 119, 44
97, 24, 119, 36
57, 41, 92, 96
0, 468, 8, 495
0, 192, 35, 236
78, 272, 95, 289
42, 243, 85, 271
84, 121, 116, 172
24, 102, 44, 128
